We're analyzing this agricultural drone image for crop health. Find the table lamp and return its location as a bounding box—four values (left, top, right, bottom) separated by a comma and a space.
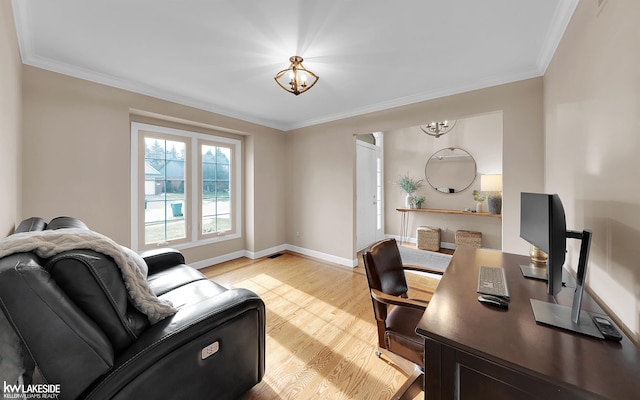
481, 174, 502, 214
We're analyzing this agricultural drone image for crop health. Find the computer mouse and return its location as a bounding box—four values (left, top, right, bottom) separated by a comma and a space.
478, 295, 509, 309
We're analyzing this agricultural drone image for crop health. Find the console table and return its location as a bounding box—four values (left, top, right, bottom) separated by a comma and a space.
416, 247, 640, 399
396, 208, 500, 243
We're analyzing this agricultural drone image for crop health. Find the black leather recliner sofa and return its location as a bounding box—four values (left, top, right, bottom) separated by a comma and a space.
0, 217, 265, 400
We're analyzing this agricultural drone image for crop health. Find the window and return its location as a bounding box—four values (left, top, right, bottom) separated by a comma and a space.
131, 122, 241, 250
143, 134, 189, 245
200, 142, 232, 237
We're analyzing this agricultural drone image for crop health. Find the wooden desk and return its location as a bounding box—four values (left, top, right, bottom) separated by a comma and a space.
416, 247, 640, 400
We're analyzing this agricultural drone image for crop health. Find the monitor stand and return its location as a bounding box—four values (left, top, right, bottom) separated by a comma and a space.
520, 264, 547, 281
529, 230, 597, 338
530, 299, 603, 339
521, 265, 574, 287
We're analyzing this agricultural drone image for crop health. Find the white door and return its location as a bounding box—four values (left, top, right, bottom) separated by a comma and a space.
356, 141, 379, 251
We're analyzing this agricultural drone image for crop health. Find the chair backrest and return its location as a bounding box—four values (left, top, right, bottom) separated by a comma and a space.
0, 253, 115, 400
362, 239, 410, 328
47, 217, 151, 350
0, 216, 151, 398
45, 249, 150, 352
14, 216, 150, 352
14, 216, 47, 232
362, 238, 409, 297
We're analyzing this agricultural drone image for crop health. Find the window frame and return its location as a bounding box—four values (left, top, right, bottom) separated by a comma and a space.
138, 130, 191, 247
198, 138, 237, 241
131, 122, 242, 251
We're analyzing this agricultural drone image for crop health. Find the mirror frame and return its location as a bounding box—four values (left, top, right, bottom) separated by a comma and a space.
424, 147, 477, 194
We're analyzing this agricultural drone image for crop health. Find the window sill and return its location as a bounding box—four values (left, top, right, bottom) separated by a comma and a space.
143, 232, 241, 252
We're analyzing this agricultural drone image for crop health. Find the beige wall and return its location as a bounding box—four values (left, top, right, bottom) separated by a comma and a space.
0, 1, 22, 237
385, 112, 503, 249
544, 0, 640, 341
247, 128, 288, 253
284, 127, 357, 264
21, 67, 286, 264
287, 78, 545, 264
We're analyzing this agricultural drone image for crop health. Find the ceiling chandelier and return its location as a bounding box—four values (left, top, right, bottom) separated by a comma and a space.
419, 120, 456, 138
274, 56, 319, 95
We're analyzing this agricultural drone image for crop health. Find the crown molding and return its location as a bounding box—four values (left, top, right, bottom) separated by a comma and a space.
536, 0, 579, 74
19, 47, 543, 132
281, 67, 543, 131
12, 0, 576, 133
22, 53, 287, 130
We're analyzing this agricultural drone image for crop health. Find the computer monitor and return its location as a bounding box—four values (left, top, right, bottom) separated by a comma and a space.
520, 192, 566, 296
519, 193, 600, 338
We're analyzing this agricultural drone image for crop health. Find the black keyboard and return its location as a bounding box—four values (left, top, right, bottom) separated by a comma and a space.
477, 266, 510, 298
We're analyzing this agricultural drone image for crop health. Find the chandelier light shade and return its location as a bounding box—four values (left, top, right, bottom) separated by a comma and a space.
274, 56, 319, 95
419, 120, 456, 138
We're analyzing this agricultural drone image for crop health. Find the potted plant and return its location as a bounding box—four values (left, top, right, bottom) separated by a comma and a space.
473, 190, 485, 212
397, 173, 423, 208
413, 196, 426, 209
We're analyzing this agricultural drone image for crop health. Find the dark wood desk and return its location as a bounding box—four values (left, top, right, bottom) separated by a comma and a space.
416, 247, 640, 400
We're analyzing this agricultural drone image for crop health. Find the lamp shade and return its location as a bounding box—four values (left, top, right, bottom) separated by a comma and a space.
481, 174, 502, 214
480, 174, 502, 192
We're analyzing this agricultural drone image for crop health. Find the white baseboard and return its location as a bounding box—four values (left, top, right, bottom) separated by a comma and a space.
441, 242, 456, 250
250, 244, 289, 260
193, 243, 357, 269
190, 239, 496, 270
386, 234, 416, 244
191, 250, 250, 269
285, 245, 358, 268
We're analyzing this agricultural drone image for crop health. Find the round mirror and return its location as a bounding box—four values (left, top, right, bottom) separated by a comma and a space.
425, 147, 477, 193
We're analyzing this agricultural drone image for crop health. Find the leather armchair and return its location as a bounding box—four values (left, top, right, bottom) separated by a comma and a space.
0, 217, 265, 400
362, 238, 443, 400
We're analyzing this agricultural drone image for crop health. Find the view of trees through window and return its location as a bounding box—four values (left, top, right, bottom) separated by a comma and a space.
144, 137, 187, 244
201, 144, 231, 235
143, 137, 233, 245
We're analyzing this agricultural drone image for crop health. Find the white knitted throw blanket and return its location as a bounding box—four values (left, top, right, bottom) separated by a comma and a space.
0, 228, 177, 323
0, 229, 178, 386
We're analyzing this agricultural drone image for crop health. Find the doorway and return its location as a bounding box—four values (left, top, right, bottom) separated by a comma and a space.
356, 133, 384, 251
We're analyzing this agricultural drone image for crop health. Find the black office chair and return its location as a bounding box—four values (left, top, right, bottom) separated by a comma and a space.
362, 238, 444, 400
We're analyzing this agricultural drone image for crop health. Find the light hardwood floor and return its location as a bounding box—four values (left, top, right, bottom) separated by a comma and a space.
201, 251, 439, 400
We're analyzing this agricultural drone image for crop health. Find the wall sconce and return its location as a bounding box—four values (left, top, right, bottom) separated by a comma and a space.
274, 56, 319, 95
481, 174, 502, 214
419, 120, 456, 138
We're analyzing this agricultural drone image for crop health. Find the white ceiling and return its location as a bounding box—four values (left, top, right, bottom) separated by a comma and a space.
12, 0, 578, 131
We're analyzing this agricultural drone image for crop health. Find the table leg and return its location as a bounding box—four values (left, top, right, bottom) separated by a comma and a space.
400, 211, 408, 243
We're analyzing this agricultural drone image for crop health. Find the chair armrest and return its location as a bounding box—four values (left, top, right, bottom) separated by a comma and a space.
371, 288, 428, 311
403, 264, 445, 276
140, 248, 186, 273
